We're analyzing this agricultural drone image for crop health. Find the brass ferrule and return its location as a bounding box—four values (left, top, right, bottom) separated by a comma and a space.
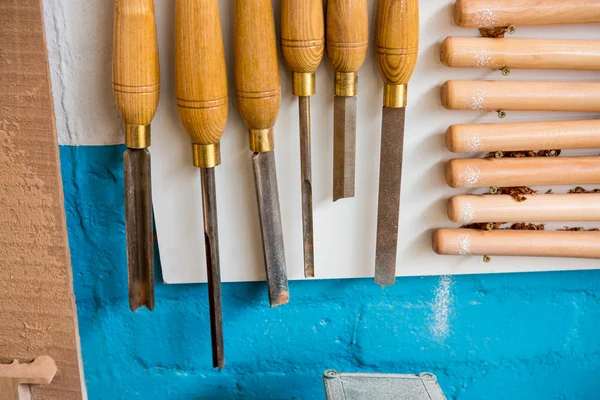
334, 72, 357, 97
249, 128, 274, 153
192, 143, 221, 168
292, 72, 316, 96
125, 124, 151, 149
384, 84, 407, 108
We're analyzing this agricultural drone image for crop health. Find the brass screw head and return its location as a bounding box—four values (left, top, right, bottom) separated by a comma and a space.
507, 25, 516, 34
489, 186, 498, 194
483, 255, 491, 263
494, 151, 504, 158
501, 67, 511, 76
485, 222, 494, 230
498, 110, 507, 119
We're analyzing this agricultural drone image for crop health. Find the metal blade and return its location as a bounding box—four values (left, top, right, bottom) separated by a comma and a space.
375, 107, 406, 287
200, 167, 224, 370
333, 95, 357, 201
299, 96, 314, 278
123, 148, 154, 311
252, 151, 289, 307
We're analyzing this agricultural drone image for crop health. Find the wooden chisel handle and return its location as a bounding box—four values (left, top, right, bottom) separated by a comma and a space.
441, 37, 600, 71
433, 229, 600, 259
446, 119, 600, 153
445, 156, 600, 188
441, 81, 600, 112
454, 0, 600, 28
376, 0, 419, 107
175, 0, 228, 168
113, 0, 160, 148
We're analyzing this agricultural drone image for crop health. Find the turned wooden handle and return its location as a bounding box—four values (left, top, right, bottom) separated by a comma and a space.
234, 0, 280, 130
454, 0, 600, 28
326, 0, 369, 73
281, 0, 324, 74
433, 228, 600, 259
448, 193, 600, 223
376, 0, 419, 86
446, 119, 600, 153
441, 37, 600, 71
441, 81, 600, 112
113, 0, 160, 126
446, 156, 600, 188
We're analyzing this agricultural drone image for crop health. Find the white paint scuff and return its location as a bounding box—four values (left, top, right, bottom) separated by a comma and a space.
460, 166, 481, 188
430, 275, 454, 342
475, 7, 499, 27
469, 88, 487, 111
474, 50, 492, 68
459, 202, 475, 224
467, 135, 483, 152
456, 234, 472, 255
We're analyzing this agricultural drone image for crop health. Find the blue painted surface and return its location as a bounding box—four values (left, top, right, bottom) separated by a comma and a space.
60, 145, 600, 400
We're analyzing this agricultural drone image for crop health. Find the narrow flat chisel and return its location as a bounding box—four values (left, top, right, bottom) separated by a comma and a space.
175, 0, 227, 370
326, 0, 368, 201
374, 0, 419, 286
112, 0, 161, 311
281, 0, 325, 278
235, 0, 289, 307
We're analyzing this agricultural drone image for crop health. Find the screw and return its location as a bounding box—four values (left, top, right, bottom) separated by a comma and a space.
324, 370, 338, 379
501, 67, 511, 76
418, 372, 437, 381
485, 222, 494, 230
483, 255, 491, 263
507, 25, 516, 34
494, 150, 504, 158
489, 186, 498, 194
498, 110, 507, 119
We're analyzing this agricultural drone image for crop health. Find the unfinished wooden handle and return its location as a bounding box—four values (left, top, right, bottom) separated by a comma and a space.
446, 156, 600, 188
433, 228, 600, 259
281, 0, 325, 74
113, 0, 160, 126
441, 81, 600, 112
0, 356, 57, 400
326, 0, 369, 73
454, 0, 600, 28
446, 119, 600, 153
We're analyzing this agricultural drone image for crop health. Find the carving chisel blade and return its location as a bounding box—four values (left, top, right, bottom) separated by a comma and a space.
123, 149, 155, 311
375, 106, 406, 287
252, 151, 290, 307
333, 95, 357, 201
299, 96, 314, 278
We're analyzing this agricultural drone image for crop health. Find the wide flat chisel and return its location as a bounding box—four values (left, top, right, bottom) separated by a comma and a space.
281, 0, 325, 278
374, 0, 419, 286
326, 0, 368, 201
235, 0, 289, 307
175, 0, 227, 370
112, 0, 161, 311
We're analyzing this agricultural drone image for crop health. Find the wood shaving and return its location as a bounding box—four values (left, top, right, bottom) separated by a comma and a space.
479, 27, 507, 38
558, 227, 600, 231
482, 186, 537, 202
485, 149, 561, 158
568, 186, 600, 194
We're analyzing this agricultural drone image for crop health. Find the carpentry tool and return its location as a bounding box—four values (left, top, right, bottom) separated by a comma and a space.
234, 0, 289, 307
113, 0, 160, 311
441, 81, 600, 112
441, 37, 600, 71
281, 0, 325, 278
433, 228, 600, 259
175, 0, 227, 370
374, 0, 419, 286
326, 0, 368, 201
0, 357, 57, 400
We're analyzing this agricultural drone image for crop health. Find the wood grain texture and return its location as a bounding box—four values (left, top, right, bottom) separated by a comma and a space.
376, 0, 419, 85
176, 0, 228, 145
281, 0, 325, 74
113, 0, 160, 126
441, 81, 600, 112
446, 119, 600, 153
454, 0, 600, 28
0, 1, 84, 398
326, 0, 369, 73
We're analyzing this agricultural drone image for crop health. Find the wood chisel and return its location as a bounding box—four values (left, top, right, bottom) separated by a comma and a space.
235, 0, 289, 307
112, 0, 160, 311
175, 0, 227, 370
281, 0, 325, 278
374, 0, 419, 286
326, 0, 368, 201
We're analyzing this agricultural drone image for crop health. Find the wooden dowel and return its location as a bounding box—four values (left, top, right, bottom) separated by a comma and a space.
433, 228, 600, 259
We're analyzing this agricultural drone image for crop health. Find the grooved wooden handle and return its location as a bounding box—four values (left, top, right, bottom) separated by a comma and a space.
441, 81, 600, 112
281, 0, 324, 74
376, 0, 419, 85
445, 156, 600, 188
326, 0, 369, 73
441, 37, 600, 71
446, 119, 600, 153
234, 0, 280, 130
113, 0, 160, 126
175, 0, 228, 145
433, 228, 600, 259
454, 0, 600, 28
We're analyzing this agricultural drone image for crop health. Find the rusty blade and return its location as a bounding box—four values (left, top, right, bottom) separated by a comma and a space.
375, 107, 406, 287
123, 149, 154, 311
252, 151, 290, 307
333, 95, 357, 201
200, 167, 224, 370
299, 96, 314, 278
